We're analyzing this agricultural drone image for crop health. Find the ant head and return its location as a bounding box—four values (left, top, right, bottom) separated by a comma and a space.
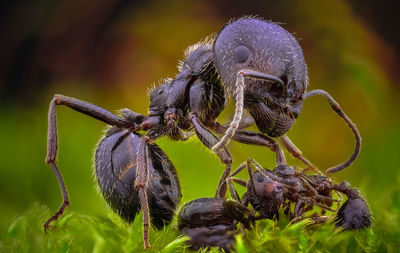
248, 170, 285, 219
213, 17, 308, 137
148, 81, 170, 116
214, 17, 308, 99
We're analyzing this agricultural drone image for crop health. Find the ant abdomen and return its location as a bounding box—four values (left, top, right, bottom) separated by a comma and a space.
335, 196, 372, 230
95, 127, 181, 228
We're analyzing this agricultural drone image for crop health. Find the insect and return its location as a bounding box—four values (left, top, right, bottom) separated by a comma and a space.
177, 197, 253, 251
211, 17, 362, 174
44, 16, 363, 248
45, 95, 181, 248
136, 16, 362, 199
225, 159, 371, 230
177, 159, 371, 251
124, 17, 362, 200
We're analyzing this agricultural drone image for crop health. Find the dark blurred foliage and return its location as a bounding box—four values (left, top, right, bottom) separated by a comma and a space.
0, 0, 399, 246
348, 0, 400, 53
1, 0, 399, 104
0, 0, 148, 104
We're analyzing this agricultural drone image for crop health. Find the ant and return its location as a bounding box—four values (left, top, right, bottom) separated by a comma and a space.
132, 16, 362, 196
177, 158, 371, 251
177, 163, 371, 251
177, 197, 253, 251
225, 159, 371, 230
44, 16, 363, 248
211, 17, 361, 175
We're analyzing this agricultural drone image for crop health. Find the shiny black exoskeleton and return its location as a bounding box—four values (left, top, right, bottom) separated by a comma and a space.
44, 16, 364, 249
211, 17, 362, 174
226, 159, 371, 230
139, 18, 362, 202
214, 18, 307, 138
44, 95, 181, 248
177, 197, 253, 251
95, 127, 181, 228
138, 43, 234, 197
333, 182, 372, 230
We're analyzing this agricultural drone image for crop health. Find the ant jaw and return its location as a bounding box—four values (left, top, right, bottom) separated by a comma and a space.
239, 69, 284, 86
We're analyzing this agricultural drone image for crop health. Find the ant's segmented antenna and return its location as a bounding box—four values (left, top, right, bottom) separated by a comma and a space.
303, 89, 361, 173
212, 72, 245, 152
212, 70, 285, 153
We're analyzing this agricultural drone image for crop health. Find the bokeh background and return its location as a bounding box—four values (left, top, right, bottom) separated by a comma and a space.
1, 0, 400, 251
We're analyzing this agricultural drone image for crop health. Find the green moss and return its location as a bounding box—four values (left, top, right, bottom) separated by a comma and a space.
1, 195, 399, 253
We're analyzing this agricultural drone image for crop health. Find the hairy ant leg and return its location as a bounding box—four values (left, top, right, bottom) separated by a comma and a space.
135, 136, 152, 248
189, 80, 233, 198
45, 94, 132, 231
279, 135, 317, 172
294, 199, 306, 218
226, 177, 247, 202
213, 123, 286, 166
247, 159, 298, 187
190, 114, 232, 198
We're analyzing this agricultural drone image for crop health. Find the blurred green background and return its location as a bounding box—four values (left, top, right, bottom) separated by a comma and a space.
1, 0, 400, 251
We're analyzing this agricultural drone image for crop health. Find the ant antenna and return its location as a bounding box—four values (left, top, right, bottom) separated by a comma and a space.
212, 70, 284, 153
303, 89, 361, 173
212, 72, 245, 152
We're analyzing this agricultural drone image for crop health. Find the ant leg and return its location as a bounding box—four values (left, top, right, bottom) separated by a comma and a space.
163, 108, 192, 141
226, 162, 248, 201
226, 177, 243, 202
294, 200, 305, 218
44, 94, 132, 231
229, 161, 247, 177
304, 89, 361, 173
296, 175, 341, 204
216, 163, 233, 199
218, 116, 255, 130
232, 178, 247, 187
279, 135, 319, 172
299, 196, 337, 212
43, 163, 69, 231
223, 199, 253, 229
135, 136, 152, 249
283, 201, 291, 216
246, 159, 258, 195
213, 123, 286, 166
246, 158, 298, 187
190, 113, 232, 199
241, 191, 250, 207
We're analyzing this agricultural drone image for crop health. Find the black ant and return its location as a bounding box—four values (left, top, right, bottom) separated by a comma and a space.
177, 165, 371, 251
177, 197, 253, 251
176, 159, 371, 251
226, 159, 371, 230
211, 17, 361, 175
44, 16, 363, 248
132, 16, 362, 196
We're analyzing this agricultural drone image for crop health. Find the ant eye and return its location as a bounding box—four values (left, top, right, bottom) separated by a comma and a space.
257, 174, 265, 183
234, 45, 250, 63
